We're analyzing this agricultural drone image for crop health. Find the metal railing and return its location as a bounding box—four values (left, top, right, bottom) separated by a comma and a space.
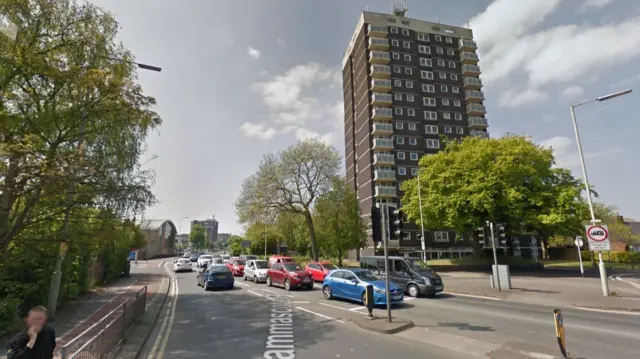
59, 286, 148, 359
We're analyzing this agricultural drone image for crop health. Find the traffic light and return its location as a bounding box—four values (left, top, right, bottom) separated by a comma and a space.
371, 206, 382, 243
475, 226, 486, 246
496, 224, 507, 245
387, 206, 404, 240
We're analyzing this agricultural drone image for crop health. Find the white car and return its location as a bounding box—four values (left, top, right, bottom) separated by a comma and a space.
244, 259, 270, 283
173, 258, 192, 272
197, 254, 213, 268
221, 255, 231, 264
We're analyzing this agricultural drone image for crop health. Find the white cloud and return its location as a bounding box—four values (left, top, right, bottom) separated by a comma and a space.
239, 122, 276, 139
294, 128, 334, 144
247, 47, 261, 59
540, 135, 626, 173
276, 38, 287, 46
581, 0, 614, 10
561, 85, 585, 100
498, 88, 548, 108
472, 0, 640, 90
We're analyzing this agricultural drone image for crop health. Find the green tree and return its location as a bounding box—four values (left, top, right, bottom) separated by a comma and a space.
244, 222, 283, 256
400, 136, 588, 255
168, 226, 177, 249
228, 235, 245, 256
235, 139, 341, 261
275, 212, 309, 255
314, 178, 367, 266
594, 203, 640, 246
189, 224, 206, 250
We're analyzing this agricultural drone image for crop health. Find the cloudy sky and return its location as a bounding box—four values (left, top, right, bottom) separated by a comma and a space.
89, 0, 640, 234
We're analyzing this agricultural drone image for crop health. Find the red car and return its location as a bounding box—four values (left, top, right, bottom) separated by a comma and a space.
226, 258, 246, 276
268, 255, 294, 266
266, 262, 313, 290
304, 261, 338, 282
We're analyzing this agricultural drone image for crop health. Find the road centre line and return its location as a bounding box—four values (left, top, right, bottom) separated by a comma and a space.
444, 292, 502, 301
296, 306, 345, 324
573, 305, 640, 316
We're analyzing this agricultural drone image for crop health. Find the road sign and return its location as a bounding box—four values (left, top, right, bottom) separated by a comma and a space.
0, 14, 17, 41
585, 224, 610, 251
241, 240, 252, 248
574, 236, 583, 248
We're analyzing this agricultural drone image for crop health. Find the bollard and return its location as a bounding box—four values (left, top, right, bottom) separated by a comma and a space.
365, 285, 375, 318
553, 309, 567, 358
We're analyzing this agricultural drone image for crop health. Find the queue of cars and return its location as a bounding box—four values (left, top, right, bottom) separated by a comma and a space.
175, 253, 444, 305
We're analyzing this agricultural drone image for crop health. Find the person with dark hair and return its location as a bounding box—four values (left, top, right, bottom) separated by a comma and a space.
6, 306, 57, 359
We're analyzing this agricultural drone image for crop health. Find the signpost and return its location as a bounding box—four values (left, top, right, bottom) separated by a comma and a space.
586, 224, 610, 251
0, 14, 17, 41
574, 236, 584, 278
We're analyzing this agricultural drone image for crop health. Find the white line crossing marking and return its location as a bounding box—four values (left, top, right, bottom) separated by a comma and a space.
296, 306, 345, 324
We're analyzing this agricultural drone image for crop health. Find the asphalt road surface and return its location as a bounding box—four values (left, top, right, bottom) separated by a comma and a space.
140, 264, 463, 359
223, 271, 640, 359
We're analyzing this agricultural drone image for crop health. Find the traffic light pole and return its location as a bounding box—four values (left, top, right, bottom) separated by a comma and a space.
382, 204, 392, 323
488, 222, 501, 292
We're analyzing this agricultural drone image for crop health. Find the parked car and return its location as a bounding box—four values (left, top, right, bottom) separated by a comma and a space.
360, 256, 443, 297
244, 259, 270, 283
221, 255, 231, 264
189, 253, 200, 262
197, 265, 234, 290
173, 258, 193, 272
266, 262, 313, 290
240, 254, 258, 261
305, 261, 338, 282
322, 268, 404, 305
197, 254, 214, 268
226, 258, 246, 276
211, 258, 225, 266
268, 255, 294, 266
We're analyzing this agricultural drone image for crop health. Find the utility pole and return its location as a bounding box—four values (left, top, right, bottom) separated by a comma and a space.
488, 221, 501, 292
417, 170, 426, 262
47, 58, 161, 319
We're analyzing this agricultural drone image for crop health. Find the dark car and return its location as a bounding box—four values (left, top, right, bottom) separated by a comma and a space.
189, 253, 199, 262
197, 265, 234, 290
360, 256, 443, 297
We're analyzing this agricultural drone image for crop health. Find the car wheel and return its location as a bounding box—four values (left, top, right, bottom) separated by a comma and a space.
361, 292, 367, 304
243, 274, 247, 281
284, 279, 291, 291
204, 282, 209, 291
254, 276, 258, 284
306, 284, 313, 290
323, 285, 333, 299
266, 276, 272, 287
407, 284, 420, 298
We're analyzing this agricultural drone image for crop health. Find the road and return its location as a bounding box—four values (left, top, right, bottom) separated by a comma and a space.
138, 266, 640, 359
140, 262, 462, 359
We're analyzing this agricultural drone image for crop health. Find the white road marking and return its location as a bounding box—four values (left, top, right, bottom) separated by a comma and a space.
291, 301, 310, 304
573, 305, 640, 316
444, 292, 501, 300
520, 351, 556, 359
146, 263, 179, 359
350, 306, 367, 311
248, 290, 274, 300
296, 306, 345, 324
157, 261, 164, 268
260, 288, 294, 297
404, 297, 416, 301
234, 282, 250, 287
319, 302, 356, 312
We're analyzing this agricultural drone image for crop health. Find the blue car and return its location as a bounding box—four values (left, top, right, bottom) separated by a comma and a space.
322, 268, 404, 305
197, 265, 234, 290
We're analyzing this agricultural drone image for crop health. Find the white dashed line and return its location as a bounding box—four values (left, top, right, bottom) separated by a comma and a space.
291, 301, 310, 304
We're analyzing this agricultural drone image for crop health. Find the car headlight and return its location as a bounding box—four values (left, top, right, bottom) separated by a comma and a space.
374, 288, 385, 294
423, 278, 431, 285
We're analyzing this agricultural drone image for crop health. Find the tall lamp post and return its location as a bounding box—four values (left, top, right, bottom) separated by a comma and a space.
47, 58, 162, 319
569, 88, 632, 297
416, 169, 427, 262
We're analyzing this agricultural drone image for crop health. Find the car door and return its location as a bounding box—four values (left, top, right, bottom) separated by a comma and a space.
341, 271, 361, 300
391, 259, 412, 291
307, 263, 320, 281
271, 263, 283, 285
328, 270, 346, 297
245, 261, 254, 277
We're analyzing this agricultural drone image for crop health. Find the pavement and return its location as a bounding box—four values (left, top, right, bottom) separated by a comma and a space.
0, 258, 168, 359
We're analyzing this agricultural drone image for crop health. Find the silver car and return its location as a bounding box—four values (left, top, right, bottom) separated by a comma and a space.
244, 259, 270, 283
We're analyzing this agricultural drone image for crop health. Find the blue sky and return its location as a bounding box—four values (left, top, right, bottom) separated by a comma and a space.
89, 0, 640, 234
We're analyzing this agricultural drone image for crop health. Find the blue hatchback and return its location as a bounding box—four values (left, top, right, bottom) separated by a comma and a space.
322, 268, 404, 305
197, 265, 234, 290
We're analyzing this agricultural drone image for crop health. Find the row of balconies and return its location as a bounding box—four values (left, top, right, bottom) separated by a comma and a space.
368, 49, 479, 66
371, 74, 482, 91
366, 24, 479, 52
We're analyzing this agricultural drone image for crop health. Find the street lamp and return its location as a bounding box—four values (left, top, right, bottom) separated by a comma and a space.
47, 58, 162, 319
569, 88, 632, 297
416, 168, 427, 262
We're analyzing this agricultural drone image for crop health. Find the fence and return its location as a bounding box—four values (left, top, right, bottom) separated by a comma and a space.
59, 286, 147, 359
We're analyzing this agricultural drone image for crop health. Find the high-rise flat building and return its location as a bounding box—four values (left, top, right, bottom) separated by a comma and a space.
342, 6, 486, 259
191, 217, 218, 248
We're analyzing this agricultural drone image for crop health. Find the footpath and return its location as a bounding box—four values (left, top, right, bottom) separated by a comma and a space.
0, 261, 170, 359
440, 271, 640, 312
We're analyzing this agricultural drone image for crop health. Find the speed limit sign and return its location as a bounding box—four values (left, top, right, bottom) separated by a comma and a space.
585, 224, 611, 251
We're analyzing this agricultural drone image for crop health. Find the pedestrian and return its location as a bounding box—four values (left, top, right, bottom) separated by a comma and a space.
6, 306, 57, 359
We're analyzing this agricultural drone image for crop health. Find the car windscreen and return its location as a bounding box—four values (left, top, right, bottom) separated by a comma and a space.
283, 263, 302, 271
356, 270, 380, 281
244, 255, 257, 260
200, 255, 212, 259
232, 260, 245, 265
323, 263, 337, 270
213, 259, 224, 264
405, 259, 431, 271
178, 259, 190, 264
254, 261, 269, 269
